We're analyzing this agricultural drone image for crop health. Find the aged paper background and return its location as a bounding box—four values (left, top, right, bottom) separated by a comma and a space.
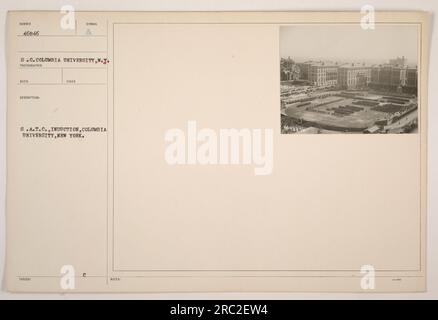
5, 11, 428, 292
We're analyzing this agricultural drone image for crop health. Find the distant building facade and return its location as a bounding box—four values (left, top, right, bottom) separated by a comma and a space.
296, 62, 312, 80
287, 56, 417, 95
389, 56, 407, 67
338, 64, 371, 89
308, 63, 338, 87
369, 65, 407, 91
403, 67, 418, 94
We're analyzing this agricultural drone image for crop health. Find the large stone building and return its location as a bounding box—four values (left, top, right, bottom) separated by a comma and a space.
296, 62, 313, 80
338, 64, 371, 89
292, 57, 417, 95
369, 65, 407, 91
308, 62, 338, 87
403, 67, 418, 95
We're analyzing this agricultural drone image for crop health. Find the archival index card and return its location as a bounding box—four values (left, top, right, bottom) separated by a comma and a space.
6, 11, 428, 292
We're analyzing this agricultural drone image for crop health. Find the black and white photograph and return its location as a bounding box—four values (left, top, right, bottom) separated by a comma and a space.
280, 25, 419, 134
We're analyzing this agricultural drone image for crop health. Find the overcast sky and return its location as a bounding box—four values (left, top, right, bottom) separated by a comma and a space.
280, 24, 418, 65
